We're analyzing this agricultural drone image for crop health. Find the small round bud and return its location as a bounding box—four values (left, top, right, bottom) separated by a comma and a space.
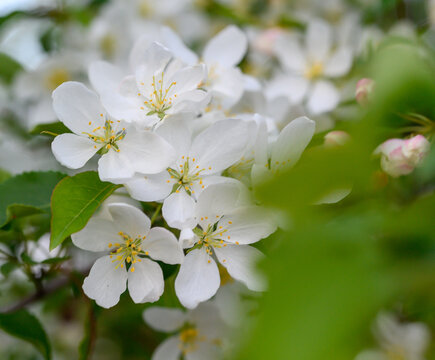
355, 78, 374, 106
375, 135, 430, 177
324, 131, 351, 148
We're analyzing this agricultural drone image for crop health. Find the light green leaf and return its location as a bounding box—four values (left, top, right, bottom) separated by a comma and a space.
0, 309, 51, 360
50, 171, 121, 250
0, 171, 66, 227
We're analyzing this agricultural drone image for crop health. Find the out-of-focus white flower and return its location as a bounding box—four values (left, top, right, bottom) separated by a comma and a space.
174, 183, 276, 309
89, 42, 208, 128
12, 52, 86, 128
375, 135, 430, 178
125, 117, 254, 228
71, 203, 184, 308
356, 78, 374, 106
199, 26, 248, 109
272, 19, 353, 115
251, 116, 315, 185
144, 302, 227, 360
252, 27, 286, 56
51, 81, 175, 182
355, 312, 430, 360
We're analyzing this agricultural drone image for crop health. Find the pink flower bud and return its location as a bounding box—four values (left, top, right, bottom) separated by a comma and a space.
324, 131, 351, 147
375, 135, 430, 177
254, 28, 285, 55
356, 78, 374, 106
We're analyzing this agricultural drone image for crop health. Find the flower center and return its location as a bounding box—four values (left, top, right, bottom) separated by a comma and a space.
386, 347, 406, 360
139, 72, 177, 120
108, 231, 149, 272
45, 68, 70, 91
304, 61, 324, 79
83, 118, 126, 154
179, 326, 204, 355
167, 157, 210, 195
190, 219, 237, 262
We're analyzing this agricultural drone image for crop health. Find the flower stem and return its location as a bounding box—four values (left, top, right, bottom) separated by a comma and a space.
150, 203, 163, 225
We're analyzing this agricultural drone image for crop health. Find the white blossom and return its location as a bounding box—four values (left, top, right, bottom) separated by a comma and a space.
71, 203, 184, 308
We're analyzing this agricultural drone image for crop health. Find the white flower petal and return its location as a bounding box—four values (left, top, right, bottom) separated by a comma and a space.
71, 218, 118, 252
323, 47, 353, 77
98, 150, 134, 182
51, 133, 98, 169
82, 255, 127, 309
166, 64, 205, 97
185, 342, 221, 360
275, 35, 306, 73
266, 75, 309, 105
169, 89, 210, 114
118, 130, 176, 174
135, 42, 173, 96
203, 25, 247, 68
195, 183, 241, 229
175, 249, 220, 309
306, 19, 332, 62
127, 258, 164, 303
88, 60, 125, 97
108, 203, 151, 239
306, 80, 340, 115
210, 66, 245, 108
271, 116, 315, 171
223, 206, 277, 245
125, 172, 172, 202
151, 336, 181, 360
52, 82, 106, 135
143, 307, 186, 332
190, 119, 253, 175
214, 245, 266, 291
160, 26, 198, 65
144, 227, 184, 264
162, 191, 196, 230
155, 113, 192, 156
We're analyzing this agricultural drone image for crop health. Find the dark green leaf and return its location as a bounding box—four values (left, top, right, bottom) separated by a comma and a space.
0, 262, 18, 276
0, 309, 51, 360
50, 171, 121, 250
30, 121, 71, 137
0, 52, 23, 84
0, 171, 66, 227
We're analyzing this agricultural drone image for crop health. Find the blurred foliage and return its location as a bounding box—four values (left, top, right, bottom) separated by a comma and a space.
0, 309, 51, 359
235, 40, 435, 360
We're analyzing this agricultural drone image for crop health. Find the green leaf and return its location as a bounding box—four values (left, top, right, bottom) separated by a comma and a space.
0, 52, 23, 84
50, 171, 121, 250
30, 121, 71, 137
0, 309, 51, 360
0, 169, 11, 184
0, 171, 66, 227
0, 262, 18, 276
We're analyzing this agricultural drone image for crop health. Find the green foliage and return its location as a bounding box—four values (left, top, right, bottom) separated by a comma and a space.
0, 52, 23, 84
236, 41, 435, 360
0, 309, 51, 360
50, 171, 121, 250
0, 172, 66, 228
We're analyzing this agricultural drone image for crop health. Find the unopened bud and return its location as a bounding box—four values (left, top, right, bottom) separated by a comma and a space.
375, 135, 430, 177
324, 131, 351, 148
254, 27, 285, 55
356, 78, 374, 106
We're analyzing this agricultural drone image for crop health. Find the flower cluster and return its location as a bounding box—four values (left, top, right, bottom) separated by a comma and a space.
51, 27, 322, 311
